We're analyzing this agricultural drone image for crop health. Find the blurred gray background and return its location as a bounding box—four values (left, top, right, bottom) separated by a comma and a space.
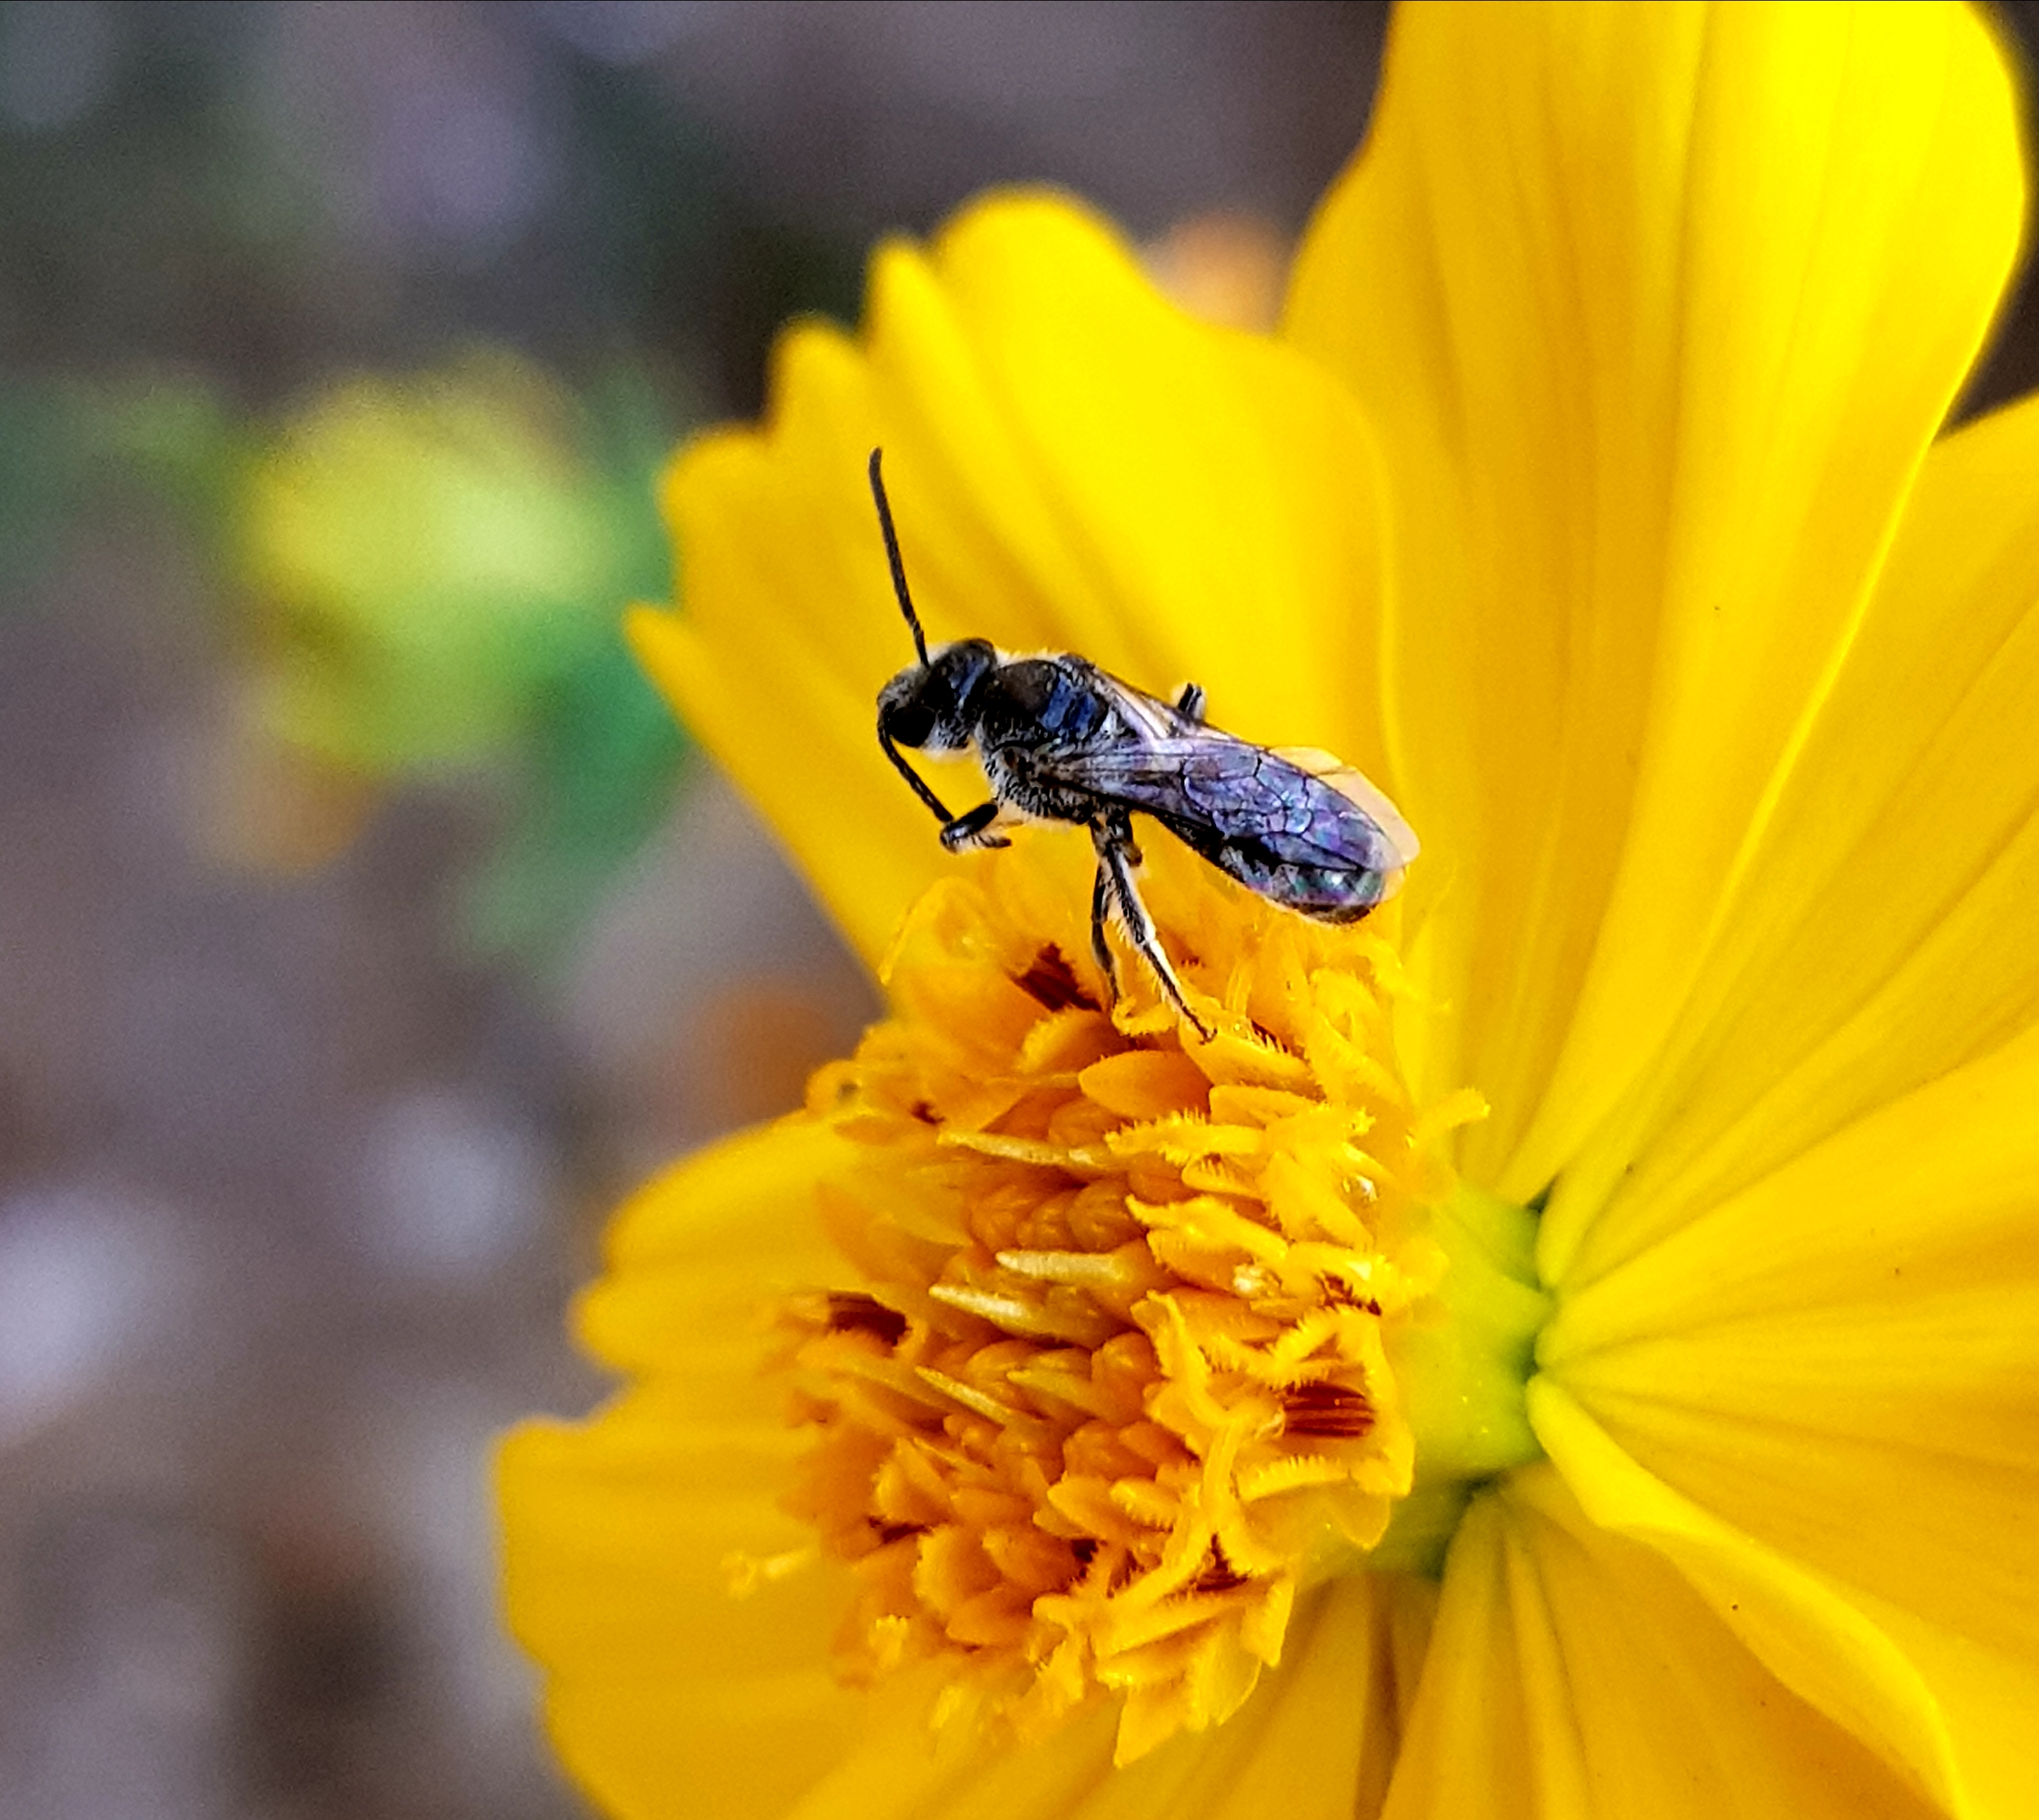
0, 4, 2033, 1818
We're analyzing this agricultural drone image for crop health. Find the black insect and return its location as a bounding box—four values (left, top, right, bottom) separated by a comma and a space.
868, 449, 1418, 1039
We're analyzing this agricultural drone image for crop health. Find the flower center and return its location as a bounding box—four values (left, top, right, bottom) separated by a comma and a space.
770, 837, 1539, 1762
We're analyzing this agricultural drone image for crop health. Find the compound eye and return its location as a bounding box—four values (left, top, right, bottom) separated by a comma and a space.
882, 696, 938, 748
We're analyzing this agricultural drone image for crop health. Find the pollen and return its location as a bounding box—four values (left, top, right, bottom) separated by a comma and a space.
775, 839, 1477, 1764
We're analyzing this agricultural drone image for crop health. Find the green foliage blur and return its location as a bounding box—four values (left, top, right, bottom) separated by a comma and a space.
234, 353, 686, 967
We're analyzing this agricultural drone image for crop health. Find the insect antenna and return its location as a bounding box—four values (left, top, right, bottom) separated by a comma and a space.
867, 447, 929, 667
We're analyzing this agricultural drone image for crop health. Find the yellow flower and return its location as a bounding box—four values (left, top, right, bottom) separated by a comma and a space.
243, 353, 621, 773
500, 5, 2039, 1817
236, 353, 682, 952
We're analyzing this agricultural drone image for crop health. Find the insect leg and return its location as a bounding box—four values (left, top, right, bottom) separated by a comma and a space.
1093, 816, 1212, 1041
939, 801, 1015, 852
879, 724, 955, 825
1175, 682, 1207, 722
1089, 856, 1120, 1002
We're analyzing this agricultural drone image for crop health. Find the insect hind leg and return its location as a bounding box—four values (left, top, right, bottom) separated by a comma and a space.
1092, 817, 1211, 1041
1087, 856, 1124, 1007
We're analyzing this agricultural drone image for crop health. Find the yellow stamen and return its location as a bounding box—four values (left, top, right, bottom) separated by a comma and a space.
777, 839, 1482, 1762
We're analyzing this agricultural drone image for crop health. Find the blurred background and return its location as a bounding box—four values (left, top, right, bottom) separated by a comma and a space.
0, 3, 2032, 1817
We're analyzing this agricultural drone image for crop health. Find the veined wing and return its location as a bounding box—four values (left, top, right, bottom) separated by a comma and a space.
1267, 745, 1420, 869
1027, 731, 1416, 873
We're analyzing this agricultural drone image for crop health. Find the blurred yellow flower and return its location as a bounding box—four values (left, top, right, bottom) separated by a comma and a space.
501, 5, 2039, 1817
243, 353, 616, 772
234, 353, 682, 956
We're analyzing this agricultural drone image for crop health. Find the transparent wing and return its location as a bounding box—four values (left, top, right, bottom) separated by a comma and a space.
1027, 731, 1407, 872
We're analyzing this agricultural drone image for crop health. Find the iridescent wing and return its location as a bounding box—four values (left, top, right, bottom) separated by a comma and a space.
1024, 690, 1418, 922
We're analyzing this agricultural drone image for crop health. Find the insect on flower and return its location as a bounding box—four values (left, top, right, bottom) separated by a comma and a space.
869, 449, 1420, 1039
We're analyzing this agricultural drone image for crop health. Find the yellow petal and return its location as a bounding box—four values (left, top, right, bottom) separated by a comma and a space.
498, 1394, 861, 1820
575, 1116, 848, 1382
645, 191, 1388, 967
1528, 1380, 1961, 1812
498, 1118, 862, 1819
1381, 1469, 1943, 1820
1547, 388, 2039, 1282
1196, 1577, 1431, 1820
1287, 0, 2024, 1193
772, 1578, 1424, 1820
1371, 1494, 1534, 1820
776, 1696, 1115, 1820
1846, 1592, 2039, 1820
1544, 1020, 2039, 1800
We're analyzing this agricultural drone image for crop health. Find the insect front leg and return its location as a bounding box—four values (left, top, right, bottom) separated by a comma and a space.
940, 800, 1016, 852
1175, 682, 1207, 722
1092, 814, 1212, 1041
879, 725, 955, 825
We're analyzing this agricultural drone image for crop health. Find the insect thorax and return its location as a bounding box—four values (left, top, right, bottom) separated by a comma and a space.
979, 743, 1097, 827
977, 657, 1115, 746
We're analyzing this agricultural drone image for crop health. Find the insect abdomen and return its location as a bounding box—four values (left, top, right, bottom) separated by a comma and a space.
1180, 832, 1392, 922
